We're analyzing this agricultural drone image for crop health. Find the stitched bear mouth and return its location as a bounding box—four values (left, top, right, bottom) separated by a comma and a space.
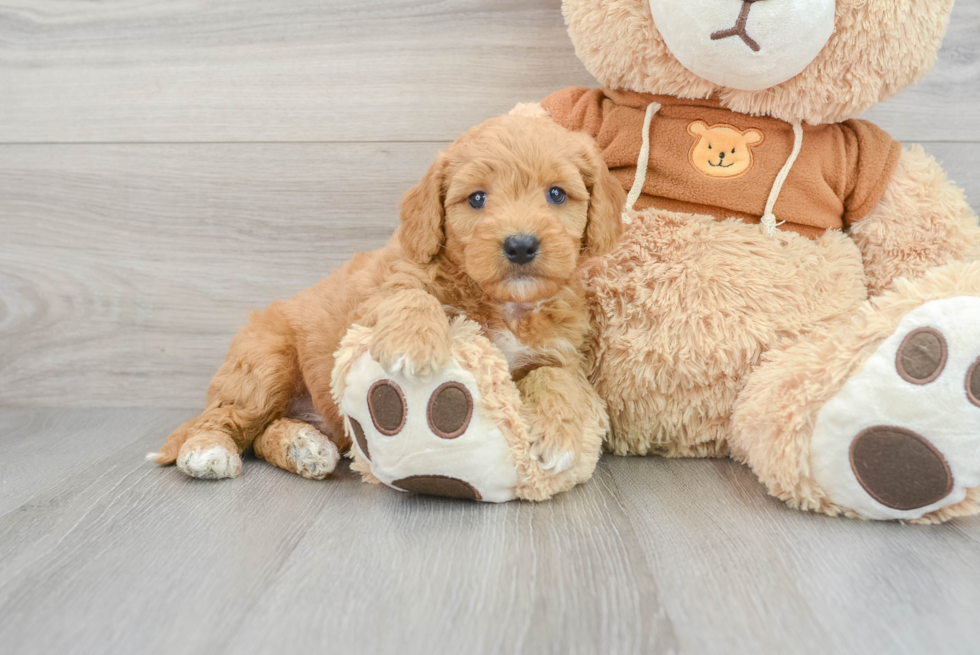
710, 0, 762, 52
709, 160, 736, 168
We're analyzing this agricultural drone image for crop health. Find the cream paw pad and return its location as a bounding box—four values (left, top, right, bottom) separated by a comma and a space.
811, 297, 980, 520
332, 318, 578, 503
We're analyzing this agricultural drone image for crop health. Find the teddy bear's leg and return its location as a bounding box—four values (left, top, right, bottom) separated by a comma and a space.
849, 145, 980, 296
732, 260, 980, 523
253, 418, 341, 480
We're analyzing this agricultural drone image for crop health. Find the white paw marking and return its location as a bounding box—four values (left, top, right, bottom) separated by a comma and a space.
289, 428, 340, 480
812, 297, 980, 520
531, 442, 576, 475
382, 354, 429, 381
388, 354, 408, 375
177, 446, 242, 480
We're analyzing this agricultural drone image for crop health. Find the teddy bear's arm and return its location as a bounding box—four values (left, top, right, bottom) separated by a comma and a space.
849, 145, 980, 296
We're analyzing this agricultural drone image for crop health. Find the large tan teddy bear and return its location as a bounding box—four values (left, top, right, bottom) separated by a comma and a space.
509, 0, 980, 522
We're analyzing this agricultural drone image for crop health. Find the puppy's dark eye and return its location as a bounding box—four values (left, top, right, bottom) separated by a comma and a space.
547, 187, 567, 205
468, 192, 487, 209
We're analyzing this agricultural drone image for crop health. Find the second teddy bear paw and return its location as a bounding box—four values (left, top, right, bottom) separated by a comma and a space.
811, 297, 980, 520
340, 352, 518, 503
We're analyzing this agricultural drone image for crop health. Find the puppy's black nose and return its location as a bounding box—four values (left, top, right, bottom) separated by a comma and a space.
503, 234, 540, 265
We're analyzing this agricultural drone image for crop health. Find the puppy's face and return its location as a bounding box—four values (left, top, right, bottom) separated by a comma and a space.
399, 116, 625, 304
442, 128, 592, 303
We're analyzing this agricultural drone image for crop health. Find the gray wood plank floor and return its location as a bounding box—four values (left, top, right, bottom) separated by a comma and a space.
3, 0, 980, 653
2, 408, 979, 655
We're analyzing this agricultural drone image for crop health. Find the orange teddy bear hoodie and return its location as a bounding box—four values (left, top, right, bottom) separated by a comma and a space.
542, 88, 902, 238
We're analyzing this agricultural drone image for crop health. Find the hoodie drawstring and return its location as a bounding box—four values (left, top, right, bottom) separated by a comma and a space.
621, 101, 662, 224
623, 102, 803, 239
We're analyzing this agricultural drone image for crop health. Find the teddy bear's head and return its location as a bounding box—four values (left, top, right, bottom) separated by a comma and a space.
563, 0, 953, 124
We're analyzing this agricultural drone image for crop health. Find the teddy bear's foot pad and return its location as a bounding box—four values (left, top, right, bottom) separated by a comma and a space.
392, 475, 482, 500
340, 350, 518, 503
849, 426, 953, 511
812, 297, 980, 520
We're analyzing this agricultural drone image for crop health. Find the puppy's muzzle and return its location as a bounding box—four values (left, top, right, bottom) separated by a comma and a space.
503, 234, 540, 265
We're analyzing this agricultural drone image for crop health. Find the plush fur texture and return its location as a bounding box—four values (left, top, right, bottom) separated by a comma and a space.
850, 146, 980, 296
151, 115, 624, 488
585, 208, 868, 457
527, 0, 980, 521
562, 0, 953, 124
731, 261, 980, 524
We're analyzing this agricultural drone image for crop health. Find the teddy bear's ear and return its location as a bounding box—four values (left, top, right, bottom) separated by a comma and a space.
687, 120, 708, 137
743, 129, 764, 146
576, 137, 626, 258
398, 153, 447, 265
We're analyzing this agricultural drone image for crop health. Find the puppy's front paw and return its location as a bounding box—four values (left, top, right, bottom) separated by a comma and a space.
370, 325, 452, 379
369, 290, 453, 379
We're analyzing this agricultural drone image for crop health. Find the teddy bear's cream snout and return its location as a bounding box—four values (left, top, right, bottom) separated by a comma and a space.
647, 0, 836, 90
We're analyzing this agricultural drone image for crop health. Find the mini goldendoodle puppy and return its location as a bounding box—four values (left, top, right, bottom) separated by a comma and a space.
148, 115, 625, 482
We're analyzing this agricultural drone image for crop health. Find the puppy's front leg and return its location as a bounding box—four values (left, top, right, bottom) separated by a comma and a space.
518, 366, 607, 479
368, 289, 452, 379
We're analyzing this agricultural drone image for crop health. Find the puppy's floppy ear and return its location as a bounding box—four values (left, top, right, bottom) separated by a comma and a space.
577, 137, 626, 258
399, 153, 447, 264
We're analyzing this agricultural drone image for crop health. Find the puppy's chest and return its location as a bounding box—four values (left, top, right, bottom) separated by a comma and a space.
447, 301, 577, 375
488, 329, 548, 375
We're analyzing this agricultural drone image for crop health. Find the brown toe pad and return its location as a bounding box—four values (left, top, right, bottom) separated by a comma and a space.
895, 327, 947, 385
427, 382, 473, 439
967, 358, 980, 408
368, 380, 406, 436
349, 418, 370, 461
850, 426, 953, 511
393, 475, 482, 500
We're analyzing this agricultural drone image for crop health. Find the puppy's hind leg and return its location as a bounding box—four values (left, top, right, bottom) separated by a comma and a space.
148, 302, 301, 480
254, 418, 341, 480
